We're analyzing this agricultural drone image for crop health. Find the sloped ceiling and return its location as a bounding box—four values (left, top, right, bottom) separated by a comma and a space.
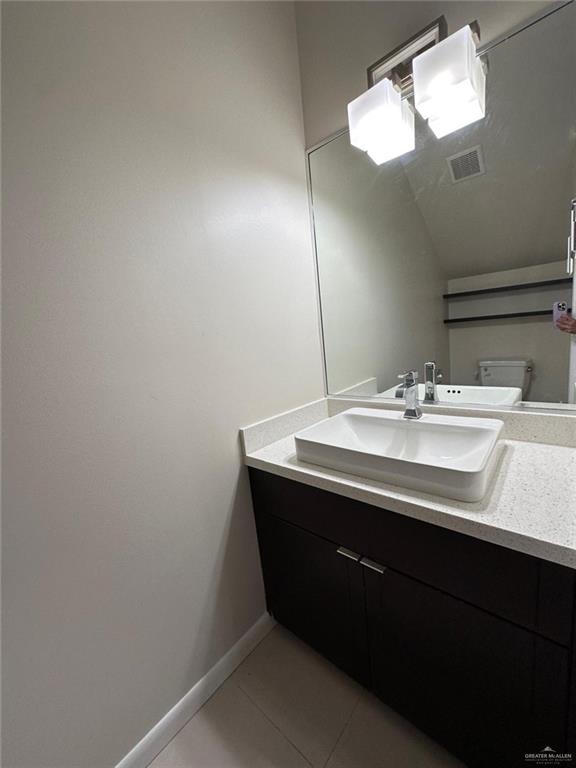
400, 2, 576, 278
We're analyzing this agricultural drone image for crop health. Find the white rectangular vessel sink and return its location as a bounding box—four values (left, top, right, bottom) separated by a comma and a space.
378, 383, 521, 406
295, 408, 503, 502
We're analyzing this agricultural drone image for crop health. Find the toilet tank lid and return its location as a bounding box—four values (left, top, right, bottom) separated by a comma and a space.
479, 359, 533, 368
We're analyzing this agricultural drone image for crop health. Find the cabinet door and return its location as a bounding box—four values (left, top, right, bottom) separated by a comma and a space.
256, 513, 370, 686
364, 566, 568, 768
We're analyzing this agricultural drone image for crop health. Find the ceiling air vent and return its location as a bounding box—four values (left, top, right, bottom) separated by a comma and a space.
447, 145, 485, 183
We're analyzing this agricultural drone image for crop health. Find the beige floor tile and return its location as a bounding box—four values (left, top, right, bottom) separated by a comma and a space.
326, 691, 466, 768
231, 626, 362, 768
149, 679, 310, 768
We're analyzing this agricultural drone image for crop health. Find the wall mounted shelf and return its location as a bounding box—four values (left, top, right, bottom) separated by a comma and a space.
443, 277, 572, 300
444, 308, 572, 325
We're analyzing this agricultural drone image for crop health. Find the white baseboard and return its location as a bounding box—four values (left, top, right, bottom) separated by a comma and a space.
116, 613, 276, 768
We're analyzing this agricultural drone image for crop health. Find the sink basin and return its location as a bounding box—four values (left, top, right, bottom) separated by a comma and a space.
377, 383, 521, 406
294, 408, 503, 502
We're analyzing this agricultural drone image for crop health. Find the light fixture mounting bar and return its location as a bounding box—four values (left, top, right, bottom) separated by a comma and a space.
367, 16, 447, 94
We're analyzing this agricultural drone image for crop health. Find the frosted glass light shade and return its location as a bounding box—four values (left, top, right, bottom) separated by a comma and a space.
413, 25, 485, 139
366, 100, 415, 164
348, 78, 415, 164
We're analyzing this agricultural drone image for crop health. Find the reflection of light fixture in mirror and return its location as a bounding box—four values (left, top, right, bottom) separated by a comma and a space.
413, 25, 485, 139
347, 77, 415, 165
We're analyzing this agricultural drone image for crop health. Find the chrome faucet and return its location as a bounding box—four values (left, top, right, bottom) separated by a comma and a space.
424, 361, 442, 402
398, 370, 422, 420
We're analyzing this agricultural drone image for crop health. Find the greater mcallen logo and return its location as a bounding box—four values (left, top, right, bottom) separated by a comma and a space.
525, 746, 573, 764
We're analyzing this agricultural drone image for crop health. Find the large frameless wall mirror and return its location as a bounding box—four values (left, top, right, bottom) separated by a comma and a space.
308, 1, 576, 410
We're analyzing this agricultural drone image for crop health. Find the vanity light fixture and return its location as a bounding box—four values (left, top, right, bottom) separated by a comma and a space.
347, 77, 415, 165
347, 17, 445, 164
413, 25, 485, 139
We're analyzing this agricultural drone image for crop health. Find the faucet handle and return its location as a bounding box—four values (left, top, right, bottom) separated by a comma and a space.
398, 370, 418, 385
425, 361, 442, 379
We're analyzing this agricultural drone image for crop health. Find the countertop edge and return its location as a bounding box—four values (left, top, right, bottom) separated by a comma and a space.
245, 448, 576, 570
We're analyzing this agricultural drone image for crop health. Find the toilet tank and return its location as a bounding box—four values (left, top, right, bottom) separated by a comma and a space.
478, 359, 533, 396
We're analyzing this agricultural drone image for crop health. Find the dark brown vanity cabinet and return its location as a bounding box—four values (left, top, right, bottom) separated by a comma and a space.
365, 566, 569, 767
249, 468, 576, 768
256, 511, 370, 686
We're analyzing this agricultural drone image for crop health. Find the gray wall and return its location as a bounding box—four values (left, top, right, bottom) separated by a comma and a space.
2, 3, 323, 767
309, 133, 448, 395
296, 0, 558, 147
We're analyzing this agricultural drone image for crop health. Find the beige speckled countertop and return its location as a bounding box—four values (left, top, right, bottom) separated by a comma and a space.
245, 431, 576, 569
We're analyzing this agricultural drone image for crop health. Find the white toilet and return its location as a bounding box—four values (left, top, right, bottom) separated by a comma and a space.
478, 358, 533, 399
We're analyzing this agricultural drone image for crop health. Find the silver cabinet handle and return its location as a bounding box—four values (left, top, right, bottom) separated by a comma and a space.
359, 557, 386, 574
336, 546, 361, 562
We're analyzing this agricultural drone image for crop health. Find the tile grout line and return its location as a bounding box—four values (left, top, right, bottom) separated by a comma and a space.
321, 694, 363, 768
233, 680, 314, 768
145, 623, 278, 767
144, 682, 226, 768
232, 620, 277, 672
